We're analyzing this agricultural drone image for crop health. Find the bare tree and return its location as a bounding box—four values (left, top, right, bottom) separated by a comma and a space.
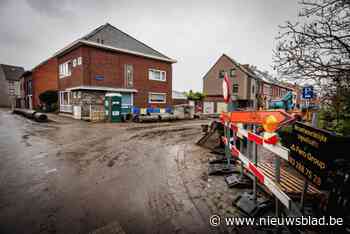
273, 0, 350, 87
274, 0, 350, 134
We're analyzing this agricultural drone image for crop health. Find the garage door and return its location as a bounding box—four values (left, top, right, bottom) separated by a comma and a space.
216, 102, 227, 113
203, 102, 214, 114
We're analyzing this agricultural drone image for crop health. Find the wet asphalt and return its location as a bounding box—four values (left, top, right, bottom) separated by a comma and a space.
0, 109, 220, 234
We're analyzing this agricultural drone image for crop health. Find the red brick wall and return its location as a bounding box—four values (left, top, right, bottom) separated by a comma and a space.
32, 57, 58, 108
58, 47, 84, 90
58, 45, 173, 108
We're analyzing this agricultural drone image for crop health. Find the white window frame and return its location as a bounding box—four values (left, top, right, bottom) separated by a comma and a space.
77, 57, 82, 65
148, 69, 166, 82
72, 59, 77, 67
124, 64, 134, 88
59, 61, 72, 79
148, 92, 166, 104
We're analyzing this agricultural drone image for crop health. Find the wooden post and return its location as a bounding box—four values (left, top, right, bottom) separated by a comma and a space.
275, 156, 281, 216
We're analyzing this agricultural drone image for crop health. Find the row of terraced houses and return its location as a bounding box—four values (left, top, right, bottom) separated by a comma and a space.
201, 54, 300, 113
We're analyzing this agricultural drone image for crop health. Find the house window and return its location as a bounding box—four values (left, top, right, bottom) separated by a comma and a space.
149, 92, 166, 104
219, 70, 225, 79
149, 69, 166, 82
252, 85, 255, 94
124, 64, 133, 88
232, 84, 239, 94
77, 57, 82, 65
59, 61, 72, 78
230, 68, 236, 77
73, 59, 77, 67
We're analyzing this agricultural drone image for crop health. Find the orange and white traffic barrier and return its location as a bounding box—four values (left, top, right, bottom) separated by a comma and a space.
222, 121, 289, 161
229, 143, 291, 209
222, 121, 292, 209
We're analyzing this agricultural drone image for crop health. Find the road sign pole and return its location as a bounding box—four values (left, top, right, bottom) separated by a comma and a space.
225, 72, 235, 169
225, 123, 231, 168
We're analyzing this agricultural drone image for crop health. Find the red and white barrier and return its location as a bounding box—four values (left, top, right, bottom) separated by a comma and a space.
223, 122, 290, 161
222, 121, 292, 209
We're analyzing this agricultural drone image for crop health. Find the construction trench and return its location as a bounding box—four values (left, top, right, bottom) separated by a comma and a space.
0, 108, 348, 234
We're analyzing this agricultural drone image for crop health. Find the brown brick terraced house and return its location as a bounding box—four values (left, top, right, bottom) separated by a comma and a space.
202, 54, 259, 113
26, 23, 176, 119
202, 54, 295, 113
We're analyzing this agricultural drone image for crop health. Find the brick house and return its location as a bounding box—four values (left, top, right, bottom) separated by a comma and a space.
202, 54, 259, 113
25, 23, 176, 119
54, 23, 176, 118
0, 64, 24, 107
202, 54, 296, 113
18, 57, 59, 110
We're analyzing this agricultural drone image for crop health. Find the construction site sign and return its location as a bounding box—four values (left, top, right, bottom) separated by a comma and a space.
288, 122, 348, 189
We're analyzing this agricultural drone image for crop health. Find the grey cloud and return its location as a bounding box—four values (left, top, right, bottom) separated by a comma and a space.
0, 0, 300, 91
25, 0, 75, 18
0, 0, 10, 7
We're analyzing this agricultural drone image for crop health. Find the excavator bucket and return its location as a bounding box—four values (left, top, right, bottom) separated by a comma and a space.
196, 120, 225, 154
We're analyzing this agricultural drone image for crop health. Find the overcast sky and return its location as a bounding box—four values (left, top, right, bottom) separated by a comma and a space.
0, 0, 299, 92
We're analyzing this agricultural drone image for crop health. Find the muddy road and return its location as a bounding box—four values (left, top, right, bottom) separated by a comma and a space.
0, 109, 251, 234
